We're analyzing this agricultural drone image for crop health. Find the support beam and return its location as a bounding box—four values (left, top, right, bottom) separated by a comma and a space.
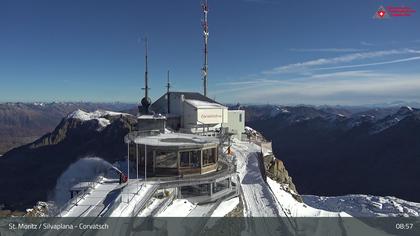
144, 144, 147, 181
136, 144, 139, 180
127, 143, 130, 181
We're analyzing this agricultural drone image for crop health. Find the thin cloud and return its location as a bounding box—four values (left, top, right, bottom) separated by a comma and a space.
360, 41, 374, 46
218, 70, 388, 87
310, 70, 385, 79
221, 73, 420, 105
217, 78, 282, 86
317, 56, 420, 71
289, 48, 366, 53
263, 49, 420, 74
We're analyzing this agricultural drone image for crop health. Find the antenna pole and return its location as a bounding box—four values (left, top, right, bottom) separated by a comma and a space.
139, 36, 152, 115
166, 70, 171, 113
202, 0, 209, 97
144, 37, 149, 99
166, 70, 171, 94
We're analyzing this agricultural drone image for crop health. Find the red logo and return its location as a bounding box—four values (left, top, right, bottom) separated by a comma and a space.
374, 6, 389, 19
374, 5, 416, 19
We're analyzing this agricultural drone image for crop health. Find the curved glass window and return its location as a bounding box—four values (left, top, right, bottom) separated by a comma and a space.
155, 151, 177, 168
180, 150, 201, 168
203, 148, 216, 166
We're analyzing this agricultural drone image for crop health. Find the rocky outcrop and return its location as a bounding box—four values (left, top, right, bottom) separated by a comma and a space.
263, 154, 303, 202
24, 202, 53, 217
0, 111, 137, 211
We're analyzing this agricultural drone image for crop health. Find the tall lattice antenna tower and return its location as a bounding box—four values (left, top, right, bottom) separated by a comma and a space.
201, 0, 209, 97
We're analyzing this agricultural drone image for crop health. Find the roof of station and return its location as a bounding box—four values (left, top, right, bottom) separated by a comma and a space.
185, 99, 226, 109
130, 133, 219, 148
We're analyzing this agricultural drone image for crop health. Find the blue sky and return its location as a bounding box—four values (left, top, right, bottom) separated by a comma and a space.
1, 0, 419, 105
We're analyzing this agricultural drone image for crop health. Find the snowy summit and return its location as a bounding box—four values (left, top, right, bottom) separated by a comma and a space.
67, 109, 130, 128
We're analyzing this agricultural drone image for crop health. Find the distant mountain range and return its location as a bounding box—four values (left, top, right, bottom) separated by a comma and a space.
246, 105, 420, 203
0, 102, 135, 154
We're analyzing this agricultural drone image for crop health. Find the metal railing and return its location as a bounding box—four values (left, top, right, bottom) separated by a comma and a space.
55, 176, 104, 216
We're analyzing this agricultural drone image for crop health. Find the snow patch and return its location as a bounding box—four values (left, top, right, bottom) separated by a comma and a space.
244, 126, 258, 135
303, 194, 420, 217
109, 183, 156, 217
211, 197, 239, 217
157, 199, 196, 217
281, 108, 290, 113
267, 177, 349, 217
405, 106, 413, 111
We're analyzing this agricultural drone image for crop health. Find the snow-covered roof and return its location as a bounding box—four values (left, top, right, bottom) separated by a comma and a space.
185, 99, 227, 109
137, 114, 166, 120
131, 133, 219, 148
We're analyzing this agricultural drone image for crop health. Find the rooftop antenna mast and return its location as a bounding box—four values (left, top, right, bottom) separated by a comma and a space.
143, 37, 150, 100
166, 70, 171, 113
166, 70, 171, 94
139, 36, 151, 114
201, 0, 209, 97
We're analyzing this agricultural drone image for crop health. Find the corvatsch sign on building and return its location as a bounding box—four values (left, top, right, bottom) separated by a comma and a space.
197, 108, 227, 125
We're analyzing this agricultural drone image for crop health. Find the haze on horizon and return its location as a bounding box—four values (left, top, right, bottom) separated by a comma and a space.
1, 0, 419, 105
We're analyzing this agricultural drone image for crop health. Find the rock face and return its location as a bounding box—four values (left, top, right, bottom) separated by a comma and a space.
24, 202, 53, 217
263, 154, 302, 203
0, 110, 137, 211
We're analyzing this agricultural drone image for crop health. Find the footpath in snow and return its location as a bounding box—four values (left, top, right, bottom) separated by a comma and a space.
232, 141, 284, 217
231, 140, 390, 236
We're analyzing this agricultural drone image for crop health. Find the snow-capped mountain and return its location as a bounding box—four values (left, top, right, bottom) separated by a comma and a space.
246, 105, 420, 204
0, 102, 135, 155
0, 110, 137, 211
370, 106, 419, 134
67, 109, 130, 130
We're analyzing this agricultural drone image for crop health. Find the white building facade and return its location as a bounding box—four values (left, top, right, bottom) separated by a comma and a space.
150, 92, 243, 137
226, 110, 245, 139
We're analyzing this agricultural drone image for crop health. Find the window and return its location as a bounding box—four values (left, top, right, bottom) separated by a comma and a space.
209, 148, 216, 163
203, 148, 216, 166
191, 151, 201, 168
180, 150, 201, 168
155, 151, 177, 168
239, 113, 242, 122
180, 152, 189, 167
